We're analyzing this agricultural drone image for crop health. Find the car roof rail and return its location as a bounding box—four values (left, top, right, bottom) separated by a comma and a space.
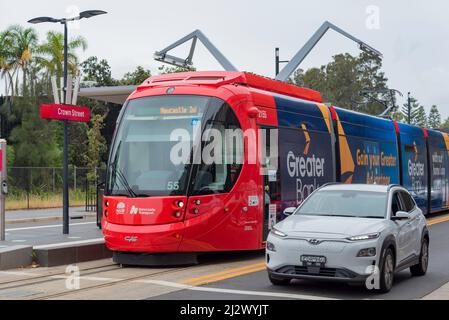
319, 182, 341, 189
387, 184, 402, 191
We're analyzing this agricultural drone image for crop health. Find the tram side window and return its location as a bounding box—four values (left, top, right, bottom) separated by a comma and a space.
192, 105, 243, 195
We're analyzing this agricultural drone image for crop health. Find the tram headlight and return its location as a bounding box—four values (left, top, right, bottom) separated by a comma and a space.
174, 211, 182, 218
177, 200, 185, 208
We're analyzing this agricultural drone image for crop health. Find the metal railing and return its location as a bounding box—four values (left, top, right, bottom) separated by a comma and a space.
7, 166, 106, 211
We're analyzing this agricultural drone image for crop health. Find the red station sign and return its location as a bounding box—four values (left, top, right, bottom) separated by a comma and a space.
40, 104, 91, 122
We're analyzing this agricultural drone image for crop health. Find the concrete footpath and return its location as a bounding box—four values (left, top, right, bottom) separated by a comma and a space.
6, 207, 95, 224
1, 209, 109, 270
423, 282, 449, 300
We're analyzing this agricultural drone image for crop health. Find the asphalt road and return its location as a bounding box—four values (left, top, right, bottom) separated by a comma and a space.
1, 214, 449, 300
155, 218, 449, 300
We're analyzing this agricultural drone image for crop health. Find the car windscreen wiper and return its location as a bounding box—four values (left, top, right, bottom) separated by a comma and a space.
318, 214, 352, 217
359, 216, 384, 219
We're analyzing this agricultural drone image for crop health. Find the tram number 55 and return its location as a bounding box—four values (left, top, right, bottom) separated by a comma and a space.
167, 181, 180, 190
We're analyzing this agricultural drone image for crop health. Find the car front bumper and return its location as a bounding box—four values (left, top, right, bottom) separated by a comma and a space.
266, 234, 381, 283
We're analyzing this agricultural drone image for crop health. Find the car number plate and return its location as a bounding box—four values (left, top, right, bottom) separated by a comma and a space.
300, 255, 327, 267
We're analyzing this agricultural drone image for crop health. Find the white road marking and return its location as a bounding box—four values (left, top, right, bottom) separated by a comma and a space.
34, 238, 104, 250
11, 240, 27, 243
134, 279, 338, 300
6, 222, 96, 232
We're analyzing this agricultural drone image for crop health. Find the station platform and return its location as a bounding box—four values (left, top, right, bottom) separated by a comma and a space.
0, 208, 110, 270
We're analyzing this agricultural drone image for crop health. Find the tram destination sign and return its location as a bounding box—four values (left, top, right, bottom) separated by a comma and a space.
40, 104, 91, 122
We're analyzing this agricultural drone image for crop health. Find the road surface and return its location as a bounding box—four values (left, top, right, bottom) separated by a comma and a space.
0, 214, 448, 300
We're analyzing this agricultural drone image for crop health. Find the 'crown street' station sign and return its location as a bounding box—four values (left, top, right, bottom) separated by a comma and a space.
40, 103, 91, 122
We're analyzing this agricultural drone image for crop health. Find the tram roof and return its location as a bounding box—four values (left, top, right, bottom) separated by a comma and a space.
79, 71, 322, 105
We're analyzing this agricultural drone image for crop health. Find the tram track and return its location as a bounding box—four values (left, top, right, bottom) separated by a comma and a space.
0, 263, 120, 291
29, 265, 197, 300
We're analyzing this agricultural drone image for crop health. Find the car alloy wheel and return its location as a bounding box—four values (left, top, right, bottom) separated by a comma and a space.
421, 240, 429, 272
411, 238, 429, 276
384, 253, 394, 289
377, 248, 395, 293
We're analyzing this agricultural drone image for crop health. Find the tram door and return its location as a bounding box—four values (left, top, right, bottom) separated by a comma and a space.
260, 126, 280, 240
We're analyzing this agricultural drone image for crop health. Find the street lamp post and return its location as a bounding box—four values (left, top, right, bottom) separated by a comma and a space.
28, 10, 107, 235
275, 48, 289, 77
407, 92, 412, 124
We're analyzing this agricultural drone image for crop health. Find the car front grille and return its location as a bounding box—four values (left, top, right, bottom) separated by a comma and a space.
275, 265, 357, 279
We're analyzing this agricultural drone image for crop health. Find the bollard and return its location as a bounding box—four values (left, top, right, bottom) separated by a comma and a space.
0, 139, 7, 241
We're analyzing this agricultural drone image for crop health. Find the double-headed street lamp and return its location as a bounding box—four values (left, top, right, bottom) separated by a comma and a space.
28, 10, 107, 235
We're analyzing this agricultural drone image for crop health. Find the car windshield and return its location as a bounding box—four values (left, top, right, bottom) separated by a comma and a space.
295, 190, 387, 218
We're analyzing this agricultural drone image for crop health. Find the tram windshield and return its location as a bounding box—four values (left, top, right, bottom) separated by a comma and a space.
106, 95, 243, 197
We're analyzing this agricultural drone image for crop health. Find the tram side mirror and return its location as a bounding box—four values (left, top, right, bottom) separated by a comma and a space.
96, 181, 106, 229
392, 211, 409, 221
283, 207, 296, 216
247, 107, 259, 118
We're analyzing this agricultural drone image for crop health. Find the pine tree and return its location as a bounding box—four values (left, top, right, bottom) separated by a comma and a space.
411, 105, 427, 128
428, 105, 441, 129
402, 96, 420, 124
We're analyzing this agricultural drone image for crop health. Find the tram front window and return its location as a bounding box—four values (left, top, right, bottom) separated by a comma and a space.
107, 95, 243, 197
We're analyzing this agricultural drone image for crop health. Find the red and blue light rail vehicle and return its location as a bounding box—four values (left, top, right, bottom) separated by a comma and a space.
101, 71, 449, 263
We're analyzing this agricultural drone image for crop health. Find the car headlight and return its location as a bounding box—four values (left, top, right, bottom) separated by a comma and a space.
347, 232, 380, 241
357, 247, 377, 257
266, 241, 276, 252
271, 228, 287, 238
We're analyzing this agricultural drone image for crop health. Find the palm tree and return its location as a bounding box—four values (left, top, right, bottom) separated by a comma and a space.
0, 30, 14, 97
36, 31, 87, 82
7, 25, 38, 96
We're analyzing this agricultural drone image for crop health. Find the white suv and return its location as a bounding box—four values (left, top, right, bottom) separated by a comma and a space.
266, 184, 429, 293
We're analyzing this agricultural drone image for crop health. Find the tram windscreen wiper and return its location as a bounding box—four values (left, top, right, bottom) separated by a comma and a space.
112, 165, 137, 198
108, 141, 137, 198
109, 159, 137, 198
134, 193, 151, 198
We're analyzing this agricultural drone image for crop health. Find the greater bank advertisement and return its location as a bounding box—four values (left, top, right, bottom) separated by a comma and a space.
344, 137, 399, 185
398, 123, 429, 213
333, 107, 400, 187
279, 127, 334, 210
428, 130, 449, 212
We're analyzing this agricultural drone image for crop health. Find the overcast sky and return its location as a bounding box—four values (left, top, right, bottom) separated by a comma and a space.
1, 0, 448, 117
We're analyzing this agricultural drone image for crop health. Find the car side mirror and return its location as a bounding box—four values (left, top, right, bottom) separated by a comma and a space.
283, 207, 296, 216
392, 211, 410, 221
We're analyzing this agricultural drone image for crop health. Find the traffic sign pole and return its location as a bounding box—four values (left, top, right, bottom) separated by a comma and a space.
28, 10, 106, 236
0, 140, 7, 241
62, 21, 69, 235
